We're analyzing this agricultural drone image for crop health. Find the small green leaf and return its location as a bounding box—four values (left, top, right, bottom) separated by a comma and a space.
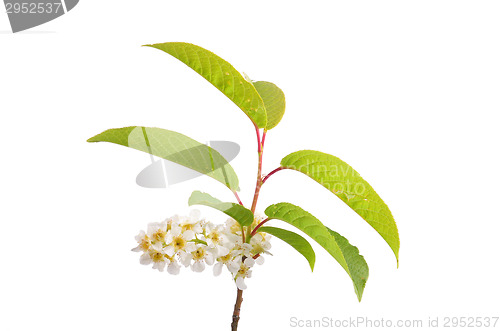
144, 42, 267, 128
87, 126, 239, 191
265, 202, 368, 301
188, 191, 254, 227
258, 226, 315, 271
253, 81, 285, 130
280, 150, 399, 264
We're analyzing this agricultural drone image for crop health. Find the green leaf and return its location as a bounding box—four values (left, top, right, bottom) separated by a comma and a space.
188, 191, 253, 227
257, 226, 315, 271
144, 42, 267, 128
87, 126, 239, 191
265, 202, 368, 301
326, 227, 369, 301
280, 150, 399, 264
252, 81, 285, 130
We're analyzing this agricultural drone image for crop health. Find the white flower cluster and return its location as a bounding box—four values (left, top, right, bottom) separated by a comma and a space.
132, 210, 272, 290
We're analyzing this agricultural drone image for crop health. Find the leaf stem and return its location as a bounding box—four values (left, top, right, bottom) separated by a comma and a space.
262, 166, 284, 184
233, 191, 244, 206
255, 125, 262, 154
231, 288, 244, 331
250, 217, 270, 237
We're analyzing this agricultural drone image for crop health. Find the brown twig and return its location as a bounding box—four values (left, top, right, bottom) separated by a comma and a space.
231, 289, 244, 331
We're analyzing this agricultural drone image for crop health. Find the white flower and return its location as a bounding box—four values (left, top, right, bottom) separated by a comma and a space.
233, 258, 254, 290
138, 246, 181, 274
182, 245, 214, 272
205, 223, 231, 256
179, 209, 203, 234
147, 221, 168, 244
146, 247, 167, 272
131, 230, 151, 252
132, 211, 273, 282
213, 253, 240, 276
164, 223, 196, 256
232, 242, 253, 259
225, 218, 242, 235
250, 232, 272, 256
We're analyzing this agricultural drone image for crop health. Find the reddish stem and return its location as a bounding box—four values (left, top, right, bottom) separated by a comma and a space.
233, 191, 244, 206
255, 125, 262, 154
250, 124, 264, 213
250, 217, 270, 237
262, 166, 284, 184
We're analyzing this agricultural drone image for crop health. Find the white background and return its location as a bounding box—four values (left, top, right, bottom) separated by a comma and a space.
1, 1, 499, 330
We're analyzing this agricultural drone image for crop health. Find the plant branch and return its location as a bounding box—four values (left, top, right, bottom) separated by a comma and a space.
262, 166, 284, 184
250, 125, 264, 213
250, 217, 270, 237
231, 289, 244, 331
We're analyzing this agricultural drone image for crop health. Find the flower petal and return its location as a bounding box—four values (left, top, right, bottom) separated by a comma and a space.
167, 262, 180, 275
255, 255, 265, 265
236, 277, 247, 290
179, 251, 192, 267
217, 245, 230, 256
191, 261, 205, 273
244, 258, 255, 268
140, 253, 152, 265
182, 230, 195, 241
134, 230, 146, 242
213, 262, 223, 276
227, 262, 240, 274
164, 246, 175, 256
184, 242, 197, 253
156, 261, 166, 272
205, 254, 214, 266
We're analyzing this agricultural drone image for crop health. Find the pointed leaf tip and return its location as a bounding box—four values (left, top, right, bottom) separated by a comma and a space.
86, 126, 239, 190
265, 202, 369, 301
280, 150, 400, 265
144, 42, 268, 128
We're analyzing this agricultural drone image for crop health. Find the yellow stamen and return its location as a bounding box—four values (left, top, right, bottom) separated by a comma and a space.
173, 236, 186, 251
151, 252, 164, 263
192, 247, 206, 261
153, 230, 166, 242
